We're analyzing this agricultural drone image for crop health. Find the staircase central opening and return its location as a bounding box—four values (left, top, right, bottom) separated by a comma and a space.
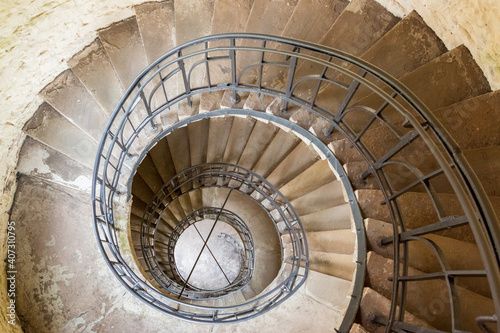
174, 217, 246, 291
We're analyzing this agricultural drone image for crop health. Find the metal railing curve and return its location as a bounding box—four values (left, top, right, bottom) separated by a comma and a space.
91, 33, 500, 331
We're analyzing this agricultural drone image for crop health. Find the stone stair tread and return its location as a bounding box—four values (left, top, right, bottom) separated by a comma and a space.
67, 37, 125, 115
17, 136, 92, 191
237, 120, 278, 169
355, 189, 480, 243
211, 0, 253, 35
304, 269, 352, 310
344, 145, 500, 197
98, 16, 149, 89
301, 203, 352, 231
136, 153, 164, 194
266, 141, 320, 188
199, 91, 225, 113
187, 118, 210, 166
207, 117, 234, 163
252, 130, 301, 177
294, 0, 398, 83
284, 247, 355, 281
134, 0, 176, 64
222, 116, 257, 164
39, 69, 110, 140
306, 229, 355, 254
433, 91, 500, 149
23, 102, 99, 169
290, 180, 345, 215
279, 159, 337, 201
359, 287, 434, 333
367, 251, 495, 332
148, 136, 177, 184
364, 218, 490, 298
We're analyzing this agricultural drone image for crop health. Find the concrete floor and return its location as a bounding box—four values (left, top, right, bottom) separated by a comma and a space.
174, 219, 244, 291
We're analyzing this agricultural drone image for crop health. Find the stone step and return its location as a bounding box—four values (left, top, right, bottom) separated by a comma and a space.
148, 136, 177, 184
367, 251, 495, 332
279, 159, 337, 201
237, 120, 279, 169
39, 69, 110, 141
222, 116, 257, 164
364, 218, 490, 298
67, 37, 125, 116
314, 45, 492, 143
17, 136, 92, 191
306, 250, 354, 281
252, 129, 301, 178
23, 102, 99, 169
355, 189, 478, 243
134, 1, 176, 64
300, 203, 352, 232
258, 0, 348, 86
199, 91, 224, 113
136, 153, 164, 194
207, 117, 234, 163
187, 118, 209, 166
282, 228, 355, 255
349, 10, 446, 104
175, 0, 215, 91
236, 0, 299, 85
131, 172, 156, 204
294, 0, 398, 85
344, 145, 500, 197
220, 89, 249, 109
359, 287, 434, 333
98, 17, 149, 90
304, 10, 446, 136
433, 91, 500, 149
166, 126, 191, 173
266, 141, 320, 188
303, 269, 352, 310
289, 180, 345, 216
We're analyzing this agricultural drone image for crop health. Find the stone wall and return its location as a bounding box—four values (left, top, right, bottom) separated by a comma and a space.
0, 0, 499, 331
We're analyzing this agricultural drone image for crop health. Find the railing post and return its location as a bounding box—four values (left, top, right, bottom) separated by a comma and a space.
177, 50, 192, 107
282, 46, 300, 112
229, 38, 240, 104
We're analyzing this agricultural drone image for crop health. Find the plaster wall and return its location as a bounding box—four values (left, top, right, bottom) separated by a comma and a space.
0, 0, 499, 331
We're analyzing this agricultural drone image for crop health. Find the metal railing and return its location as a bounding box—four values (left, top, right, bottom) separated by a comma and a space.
91, 33, 500, 331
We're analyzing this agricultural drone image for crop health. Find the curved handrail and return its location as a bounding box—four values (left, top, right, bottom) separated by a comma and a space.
92, 33, 499, 331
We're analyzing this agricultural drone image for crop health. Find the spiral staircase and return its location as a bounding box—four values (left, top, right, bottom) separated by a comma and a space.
9, 0, 500, 332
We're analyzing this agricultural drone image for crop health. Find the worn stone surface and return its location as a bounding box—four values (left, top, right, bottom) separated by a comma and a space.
355, 189, 476, 243
364, 218, 491, 298
68, 37, 125, 115
301, 203, 352, 231
290, 181, 345, 215
187, 118, 210, 166
359, 287, 433, 333
367, 252, 495, 332
16, 137, 92, 191
23, 102, 99, 169
134, 0, 176, 63
98, 16, 149, 89
207, 117, 234, 163
376, 0, 500, 90
222, 117, 257, 164
237, 120, 278, 169
279, 159, 337, 201
252, 130, 300, 178
266, 141, 320, 188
